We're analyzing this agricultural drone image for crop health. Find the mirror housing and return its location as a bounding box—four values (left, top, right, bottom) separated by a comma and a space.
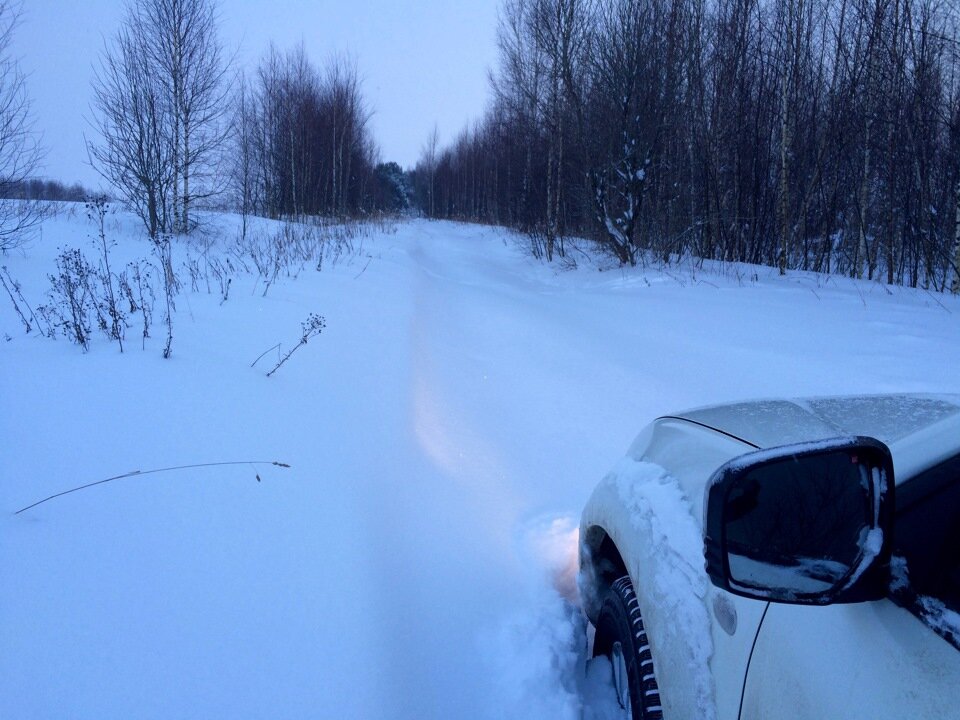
703, 437, 894, 605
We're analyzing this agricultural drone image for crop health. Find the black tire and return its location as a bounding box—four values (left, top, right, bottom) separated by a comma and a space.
592, 575, 664, 720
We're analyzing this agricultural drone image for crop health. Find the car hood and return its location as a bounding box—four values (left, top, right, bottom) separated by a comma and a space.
666, 394, 960, 483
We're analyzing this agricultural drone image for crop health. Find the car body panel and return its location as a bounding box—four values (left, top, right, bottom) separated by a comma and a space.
581, 465, 725, 719
668, 399, 838, 449
580, 394, 960, 720
582, 418, 757, 720
705, 588, 767, 720
626, 417, 758, 521
743, 600, 960, 719
673, 394, 960, 484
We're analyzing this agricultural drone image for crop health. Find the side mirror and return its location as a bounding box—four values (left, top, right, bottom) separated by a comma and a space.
703, 437, 894, 605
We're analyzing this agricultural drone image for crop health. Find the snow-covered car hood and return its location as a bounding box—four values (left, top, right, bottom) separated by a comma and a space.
665, 394, 960, 484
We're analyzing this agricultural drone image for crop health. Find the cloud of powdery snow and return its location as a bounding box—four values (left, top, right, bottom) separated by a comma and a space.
525, 515, 581, 605
478, 514, 622, 720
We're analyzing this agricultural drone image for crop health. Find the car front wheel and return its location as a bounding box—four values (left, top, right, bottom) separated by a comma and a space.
592, 575, 664, 720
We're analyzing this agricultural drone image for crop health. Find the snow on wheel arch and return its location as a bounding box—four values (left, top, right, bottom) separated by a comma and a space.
606, 458, 719, 720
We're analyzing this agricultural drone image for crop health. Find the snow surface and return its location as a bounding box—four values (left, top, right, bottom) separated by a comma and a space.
2, 205, 960, 718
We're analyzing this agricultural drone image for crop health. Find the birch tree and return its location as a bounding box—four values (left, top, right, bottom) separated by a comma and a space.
420, 124, 440, 217
137, 0, 229, 233
89, 0, 229, 236
90, 23, 173, 238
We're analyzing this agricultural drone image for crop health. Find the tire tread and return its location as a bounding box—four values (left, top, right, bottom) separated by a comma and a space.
604, 575, 664, 720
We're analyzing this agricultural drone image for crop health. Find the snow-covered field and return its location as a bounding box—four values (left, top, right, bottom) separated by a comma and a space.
2, 206, 959, 719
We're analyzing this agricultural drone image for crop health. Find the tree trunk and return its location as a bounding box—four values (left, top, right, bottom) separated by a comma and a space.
182, 120, 190, 232
952, 176, 960, 293
858, 114, 871, 278
779, 77, 790, 275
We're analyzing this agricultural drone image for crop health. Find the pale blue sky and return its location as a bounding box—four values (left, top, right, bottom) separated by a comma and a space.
15, 1, 499, 187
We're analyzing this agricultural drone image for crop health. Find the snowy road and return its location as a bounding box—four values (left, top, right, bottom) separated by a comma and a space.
2, 215, 959, 718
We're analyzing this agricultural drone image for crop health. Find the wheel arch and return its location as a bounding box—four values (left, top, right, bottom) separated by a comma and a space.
581, 523, 630, 622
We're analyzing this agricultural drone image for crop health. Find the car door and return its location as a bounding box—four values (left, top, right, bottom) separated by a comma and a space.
740, 599, 960, 719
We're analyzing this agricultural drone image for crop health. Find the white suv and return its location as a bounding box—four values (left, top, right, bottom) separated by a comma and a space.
579, 395, 960, 720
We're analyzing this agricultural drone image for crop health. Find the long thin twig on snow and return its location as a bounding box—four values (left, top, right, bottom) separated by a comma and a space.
14, 460, 292, 515
250, 342, 281, 368
353, 257, 372, 280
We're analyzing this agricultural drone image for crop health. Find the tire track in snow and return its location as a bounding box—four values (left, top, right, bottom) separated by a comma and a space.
404, 228, 603, 719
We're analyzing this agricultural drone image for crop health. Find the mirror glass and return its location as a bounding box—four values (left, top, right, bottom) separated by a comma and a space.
724, 449, 872, 596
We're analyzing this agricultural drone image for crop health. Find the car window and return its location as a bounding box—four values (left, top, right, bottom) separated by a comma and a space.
892, 452, 960, 648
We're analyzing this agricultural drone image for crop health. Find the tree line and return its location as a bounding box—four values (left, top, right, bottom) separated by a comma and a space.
0, 0, 409, 254
230, 46, 378, 226
3, 0, 959, 293
415, 0, 960, 291
0, 178, 94, 202
87, 0, 399, 241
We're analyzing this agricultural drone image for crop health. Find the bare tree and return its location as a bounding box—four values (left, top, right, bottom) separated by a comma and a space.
586, 0, 686, 265
421, 123, 440, 217
953, 172, 960, 291
229, 71, 256, 239
530, 0, 588, 259
137, 0, 230, 233
89, 21, 173, 238
947, 20, 960, 293
0, 1, 44, 252
88, 0, 229, 237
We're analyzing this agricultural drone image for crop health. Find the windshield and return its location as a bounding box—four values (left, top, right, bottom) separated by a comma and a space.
892, 452, 960, 649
